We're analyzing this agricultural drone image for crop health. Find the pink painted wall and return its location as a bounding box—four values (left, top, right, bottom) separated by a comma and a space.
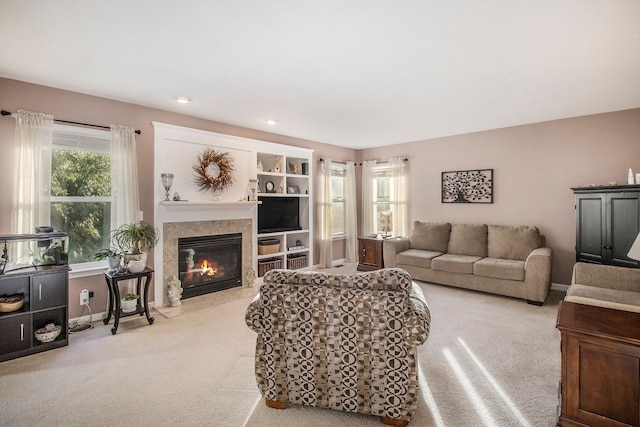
2, 77, 639, 314
359, 108, 640, 285
0, 77, 355, 318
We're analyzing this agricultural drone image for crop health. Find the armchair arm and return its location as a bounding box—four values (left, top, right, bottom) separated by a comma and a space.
244, 293, 265, 333
384, 237, 410, 268
524, 247, 552, 302
404, 283, 431, 346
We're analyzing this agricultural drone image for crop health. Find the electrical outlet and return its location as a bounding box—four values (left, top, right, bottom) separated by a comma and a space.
80, 289, 90, 306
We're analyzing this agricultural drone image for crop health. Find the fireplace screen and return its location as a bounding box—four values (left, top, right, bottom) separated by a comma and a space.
178, 233, 242, 298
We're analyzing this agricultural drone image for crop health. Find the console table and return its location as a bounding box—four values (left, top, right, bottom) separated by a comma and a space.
103, 268, 154, 335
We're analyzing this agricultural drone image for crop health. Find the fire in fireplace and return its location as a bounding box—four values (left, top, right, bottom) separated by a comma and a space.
178, 233, 242, 298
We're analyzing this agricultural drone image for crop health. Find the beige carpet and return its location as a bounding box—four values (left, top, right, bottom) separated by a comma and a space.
0, 268, 562, 427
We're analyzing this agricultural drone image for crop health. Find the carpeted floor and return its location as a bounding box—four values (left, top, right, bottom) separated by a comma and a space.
0, 267, 563, 426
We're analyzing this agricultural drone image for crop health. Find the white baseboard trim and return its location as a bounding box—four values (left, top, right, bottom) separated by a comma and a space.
551, 282, 569, 292
69, 302, 156, 326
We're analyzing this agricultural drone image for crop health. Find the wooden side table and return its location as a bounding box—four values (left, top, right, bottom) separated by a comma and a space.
103, 268, 154, 335
357, 237, 384, 271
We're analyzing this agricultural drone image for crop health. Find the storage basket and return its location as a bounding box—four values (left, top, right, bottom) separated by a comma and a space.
258, 239, 280, 255
287, 253, 307, 270
258, 257, 283, 277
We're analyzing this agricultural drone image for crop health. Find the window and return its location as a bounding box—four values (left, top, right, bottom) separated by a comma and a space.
371, 167, 394, 235
50, 125, 112, 266
363, 159, 406, 237
330, 164, 346, 237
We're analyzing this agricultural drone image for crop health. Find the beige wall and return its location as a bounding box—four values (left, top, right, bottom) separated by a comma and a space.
360, 108, 640, 285
0, 77, 355, 318
2, 77, 639, 313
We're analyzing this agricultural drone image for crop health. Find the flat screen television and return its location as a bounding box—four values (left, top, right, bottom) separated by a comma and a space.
258, 196, 301, 233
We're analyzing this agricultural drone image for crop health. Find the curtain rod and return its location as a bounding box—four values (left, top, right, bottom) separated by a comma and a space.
1, 109, 142, 135
320, 158, 408, 165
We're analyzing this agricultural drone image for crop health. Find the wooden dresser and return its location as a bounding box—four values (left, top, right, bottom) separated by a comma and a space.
556, 301, 640, 427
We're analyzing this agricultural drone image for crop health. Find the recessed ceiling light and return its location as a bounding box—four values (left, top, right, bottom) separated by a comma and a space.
174, 96, 193, 104
265, 119, 278, 125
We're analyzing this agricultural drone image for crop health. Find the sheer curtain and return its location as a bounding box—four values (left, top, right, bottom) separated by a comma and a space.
11, 109, 54, 234
319, 159, 333, 268
361, 160, 377, 236
344, 161, 358, 263
110, 125, 140, 228
389, 158, 407, 238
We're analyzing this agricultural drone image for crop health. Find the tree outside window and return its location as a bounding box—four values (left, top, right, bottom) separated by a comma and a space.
50, 127, 112, 265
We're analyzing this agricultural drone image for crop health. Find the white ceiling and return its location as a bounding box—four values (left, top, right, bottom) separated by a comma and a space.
1, 1, 639, 149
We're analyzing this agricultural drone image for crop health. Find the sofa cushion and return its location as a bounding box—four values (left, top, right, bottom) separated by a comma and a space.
566, 284, 640, 313
396, 249, 443, 268
487, 225, 542, 261
410, 221, 451, 252
431, 254, 481, 274
447, 224, 488, 257
474, 257, 526, 281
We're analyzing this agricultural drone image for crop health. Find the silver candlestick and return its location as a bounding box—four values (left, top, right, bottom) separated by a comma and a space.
161, 173, 174, 201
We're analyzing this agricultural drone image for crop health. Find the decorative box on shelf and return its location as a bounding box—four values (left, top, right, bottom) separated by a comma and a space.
258, 257, 283, 277
258, 239, 280, 255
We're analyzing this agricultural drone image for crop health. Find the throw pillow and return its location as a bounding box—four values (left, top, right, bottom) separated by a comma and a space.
487, 225, 542, 261
410, 221, 451, 252
447, 224, 488, 257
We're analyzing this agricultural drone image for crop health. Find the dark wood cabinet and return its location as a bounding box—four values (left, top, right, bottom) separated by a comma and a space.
0, 268, 69, 362
573, 185, 640, 267
557, 301, 640, 427
357, 237, 384, 271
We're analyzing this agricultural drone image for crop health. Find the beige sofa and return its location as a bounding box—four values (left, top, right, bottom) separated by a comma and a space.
566, 262, 640, 311
383, 222, 552, 304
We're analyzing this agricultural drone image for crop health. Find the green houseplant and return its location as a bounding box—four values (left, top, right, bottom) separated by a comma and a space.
121, 293, 139, 313
111, 221, 159, 256
92, 248, 123, 273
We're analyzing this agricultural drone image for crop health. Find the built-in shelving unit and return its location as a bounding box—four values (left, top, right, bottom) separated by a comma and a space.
256, 151, 313, 276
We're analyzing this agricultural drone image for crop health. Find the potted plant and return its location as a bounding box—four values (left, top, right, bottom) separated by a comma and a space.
93, 248, 123, 273
111, 221, 159, 266
121, 293, 139, 313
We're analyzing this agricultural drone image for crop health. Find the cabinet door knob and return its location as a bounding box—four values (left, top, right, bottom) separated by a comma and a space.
39, 283, 42, 300
20, 323, 24, 341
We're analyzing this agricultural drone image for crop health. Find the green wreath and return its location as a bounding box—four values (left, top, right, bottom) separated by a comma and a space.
193, 147, 235, 193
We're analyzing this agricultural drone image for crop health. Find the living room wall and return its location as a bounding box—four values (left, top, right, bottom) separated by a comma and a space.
359, 108, 640, 285
0, 77, 355, 318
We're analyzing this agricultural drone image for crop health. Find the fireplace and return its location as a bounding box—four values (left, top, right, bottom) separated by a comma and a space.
178, 233, 242, 298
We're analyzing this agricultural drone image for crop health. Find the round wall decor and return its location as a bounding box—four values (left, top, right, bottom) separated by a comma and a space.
193, 147, 235, 193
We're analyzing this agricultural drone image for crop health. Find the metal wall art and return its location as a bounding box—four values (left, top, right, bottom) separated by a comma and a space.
441, 169, 493, 203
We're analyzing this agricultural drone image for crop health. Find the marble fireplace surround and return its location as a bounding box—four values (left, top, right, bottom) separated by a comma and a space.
163, 218, 252, 297
153, 202, 258, 306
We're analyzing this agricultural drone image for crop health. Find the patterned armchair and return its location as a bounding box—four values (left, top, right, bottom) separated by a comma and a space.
245, 268, 431, 426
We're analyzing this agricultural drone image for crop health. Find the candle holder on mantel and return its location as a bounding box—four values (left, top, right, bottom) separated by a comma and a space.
249, 179, 258, 201
161, 173, 174, 201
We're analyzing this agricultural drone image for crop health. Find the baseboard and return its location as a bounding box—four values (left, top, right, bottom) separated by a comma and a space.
551, 282, 569, 292
69, 302, 156, 327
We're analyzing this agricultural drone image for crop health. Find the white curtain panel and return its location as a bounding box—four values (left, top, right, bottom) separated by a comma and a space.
11, 109, 54, 235
110, 125, 140, 228
361, 160, 377, 236
389, 158, 407, 238
319, 159, 333, 268
344, 161, 358, 262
